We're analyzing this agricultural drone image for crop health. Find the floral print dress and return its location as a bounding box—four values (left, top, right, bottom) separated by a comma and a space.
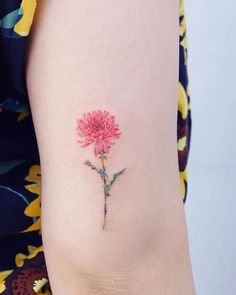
0, 0, 191, 294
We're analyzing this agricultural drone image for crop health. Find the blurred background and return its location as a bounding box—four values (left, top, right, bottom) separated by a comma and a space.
184, 1, 236, 294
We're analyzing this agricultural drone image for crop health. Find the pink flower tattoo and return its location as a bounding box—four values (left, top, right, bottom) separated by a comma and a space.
76, 110, 126, 229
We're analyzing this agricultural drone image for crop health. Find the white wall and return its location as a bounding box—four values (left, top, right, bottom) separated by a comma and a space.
184, 1, 236, 294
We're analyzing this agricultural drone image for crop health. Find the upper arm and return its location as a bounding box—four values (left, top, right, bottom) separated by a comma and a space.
26, 1, 194, 294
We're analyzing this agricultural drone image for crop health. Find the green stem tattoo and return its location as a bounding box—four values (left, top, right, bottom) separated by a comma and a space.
84, 152, 126, 229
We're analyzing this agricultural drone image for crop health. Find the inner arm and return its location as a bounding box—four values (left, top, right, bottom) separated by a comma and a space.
26, 0, 195, 294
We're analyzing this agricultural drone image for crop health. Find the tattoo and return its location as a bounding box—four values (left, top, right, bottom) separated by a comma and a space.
76, 110, 126, 230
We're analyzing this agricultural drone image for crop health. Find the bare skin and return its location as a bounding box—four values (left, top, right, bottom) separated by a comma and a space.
26, 0, 195, 294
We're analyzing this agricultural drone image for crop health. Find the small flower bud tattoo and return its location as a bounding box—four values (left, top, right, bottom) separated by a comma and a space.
76, 110, 126, 230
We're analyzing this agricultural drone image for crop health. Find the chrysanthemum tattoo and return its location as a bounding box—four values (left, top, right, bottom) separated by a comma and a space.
76, 110, 126, 230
